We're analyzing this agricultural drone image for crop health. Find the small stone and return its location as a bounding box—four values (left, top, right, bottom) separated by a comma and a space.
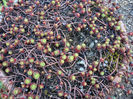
76, 60, 86, 71
119, 92, 122, 96
89, 42, 94, 48
14, 0, 18, 4
79, 86, 83, 89
21, 82, 24, 84
0, 15, 2, 22
79, 67, 84, 72
77, 60, 85, 65
103, 63, 107, 67
130, 10, 133, 16
113, 76, 122, 83
130, 79, 133, 85
62, 21, 66, 25
105, 60, 108, 64
94, 40, 98, 43
80, 88, 84, 92
80, 36, 84, 42
88, 52, 93, 56
50, 86, 53, 89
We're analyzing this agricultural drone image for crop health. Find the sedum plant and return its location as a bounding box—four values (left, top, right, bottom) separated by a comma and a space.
0, 0, 132, 98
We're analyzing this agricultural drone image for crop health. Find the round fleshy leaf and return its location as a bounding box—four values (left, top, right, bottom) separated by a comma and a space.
33, 72, 40, 79
2, 61, 8, 67
41, 38, 47, 44
40, 61, 46, 67
27, 69, 33, 76
13, 88, 20, 95
30, 83, 37, 90
24, 78, 31, 85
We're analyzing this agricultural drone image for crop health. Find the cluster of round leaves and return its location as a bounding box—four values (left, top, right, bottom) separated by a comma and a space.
0, 0, 132, 98
0, 81, 9, 98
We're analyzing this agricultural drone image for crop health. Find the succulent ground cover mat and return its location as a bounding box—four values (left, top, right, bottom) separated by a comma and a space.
0, 0, 133, 99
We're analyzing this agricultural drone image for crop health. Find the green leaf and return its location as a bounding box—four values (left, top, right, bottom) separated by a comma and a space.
2, 0, 7, 7
0, 81, 3, 89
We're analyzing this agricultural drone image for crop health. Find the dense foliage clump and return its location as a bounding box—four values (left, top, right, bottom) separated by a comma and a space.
0, 0, 132, 98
